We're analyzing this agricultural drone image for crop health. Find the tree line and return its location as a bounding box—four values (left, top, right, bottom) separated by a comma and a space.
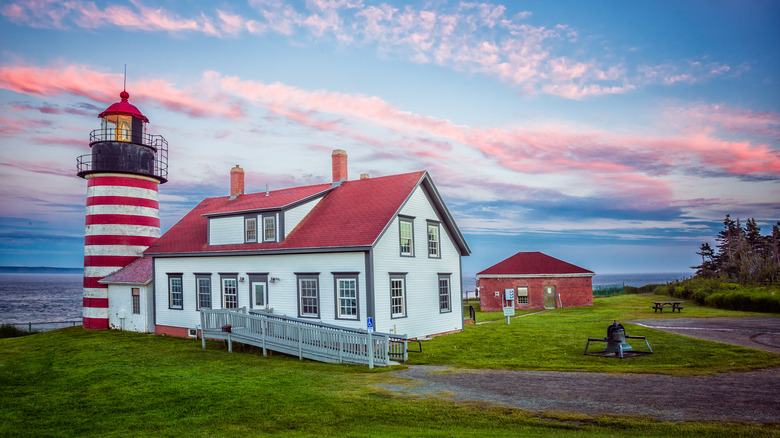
694, 215, 780, 285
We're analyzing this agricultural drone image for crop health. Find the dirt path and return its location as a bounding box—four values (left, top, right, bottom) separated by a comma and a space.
386, 365, 780, 423
382, 317, 780, 423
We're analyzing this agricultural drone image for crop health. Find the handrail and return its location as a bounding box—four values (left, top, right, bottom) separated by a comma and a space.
200, 308, 409, 368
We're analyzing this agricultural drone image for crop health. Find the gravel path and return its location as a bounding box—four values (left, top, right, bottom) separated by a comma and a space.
381, 317, 780, 423
386, 365, 780, 423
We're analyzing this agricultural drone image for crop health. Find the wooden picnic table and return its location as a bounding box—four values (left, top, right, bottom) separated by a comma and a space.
652, 301, 684, 313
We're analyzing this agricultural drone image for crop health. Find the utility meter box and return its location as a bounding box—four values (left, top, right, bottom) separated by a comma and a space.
504, 288, 515, 301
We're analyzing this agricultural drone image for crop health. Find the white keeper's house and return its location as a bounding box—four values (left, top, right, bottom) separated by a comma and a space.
79, 92, 470, 339
144, 152, 470, 339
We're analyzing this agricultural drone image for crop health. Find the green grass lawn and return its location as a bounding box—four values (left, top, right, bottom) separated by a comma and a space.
426, 293, 780, 375
1, 294, 779, 437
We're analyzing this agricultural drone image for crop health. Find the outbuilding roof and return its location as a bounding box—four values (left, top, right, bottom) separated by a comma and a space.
98, 257, 153, 285
144, 170, 470, 256
477, 251, 593, 277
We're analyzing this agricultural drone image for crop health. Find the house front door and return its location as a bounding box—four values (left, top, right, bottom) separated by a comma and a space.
251, 281, 266, 308
543, 285, 556, 309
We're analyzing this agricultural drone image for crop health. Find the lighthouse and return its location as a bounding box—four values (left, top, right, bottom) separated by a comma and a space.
77, 90, 168, 329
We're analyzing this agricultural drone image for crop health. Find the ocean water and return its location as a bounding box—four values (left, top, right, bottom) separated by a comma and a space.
591, 272, 692, 288
0, 273, 83, 324
0, 272, 693, 324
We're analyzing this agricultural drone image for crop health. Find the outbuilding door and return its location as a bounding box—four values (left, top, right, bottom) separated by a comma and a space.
543, 285, 556, 309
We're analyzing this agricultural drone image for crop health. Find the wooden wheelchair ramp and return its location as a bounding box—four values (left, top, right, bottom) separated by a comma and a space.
200, 308, 412, 368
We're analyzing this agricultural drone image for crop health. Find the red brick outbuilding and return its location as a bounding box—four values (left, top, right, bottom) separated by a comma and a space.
477, 252, 594, 311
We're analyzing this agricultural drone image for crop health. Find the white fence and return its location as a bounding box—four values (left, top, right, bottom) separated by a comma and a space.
200, 308, 401, 368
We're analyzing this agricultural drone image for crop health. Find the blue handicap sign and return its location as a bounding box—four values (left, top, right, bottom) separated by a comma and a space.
367, 317, 374, 330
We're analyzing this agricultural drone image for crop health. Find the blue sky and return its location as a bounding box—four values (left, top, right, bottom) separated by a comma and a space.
0, 0, 778, 279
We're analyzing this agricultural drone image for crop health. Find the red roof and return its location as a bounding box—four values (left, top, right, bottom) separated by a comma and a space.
98, 91, 149, 123
478, 252, 593, 276
99, 257, 153, 284
145, 171, 434, 255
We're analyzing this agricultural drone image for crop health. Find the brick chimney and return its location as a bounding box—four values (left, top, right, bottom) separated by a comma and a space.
332, 149, 348, 183
230, 165, 244, 198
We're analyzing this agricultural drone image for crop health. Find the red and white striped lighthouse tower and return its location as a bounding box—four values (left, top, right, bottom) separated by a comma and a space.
77, 90, 168, 329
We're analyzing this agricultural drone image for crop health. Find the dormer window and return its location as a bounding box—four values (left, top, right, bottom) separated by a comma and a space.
263, 216, 276, 242
245, 216, 257, 242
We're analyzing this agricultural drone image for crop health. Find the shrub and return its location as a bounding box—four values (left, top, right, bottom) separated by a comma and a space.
0, 324, 32, 338
705, 288, 780, 313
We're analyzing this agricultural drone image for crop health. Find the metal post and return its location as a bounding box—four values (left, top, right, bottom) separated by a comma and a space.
368, 330, 374, 369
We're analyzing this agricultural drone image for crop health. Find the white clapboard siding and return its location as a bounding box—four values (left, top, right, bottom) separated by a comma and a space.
154, 252, 367, 332
285, 197, 322, 236
208, 216, 244, 245
371, 185, 463, 339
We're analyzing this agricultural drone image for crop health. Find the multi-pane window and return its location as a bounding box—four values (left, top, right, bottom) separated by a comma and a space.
197, 276, 212, 309
222, 277, 238, 309
264, 216, 276, 242
517, 287, 529, 304
399, 219, 414, 256
438, 275, 451, 313
336, 277, 358, 319
390, 276, 406, 318
168, 274, 183, 309
298, 276, 319, 317
427, 223, 440, 258
131, 288, 140, 314
245, 217, 257, 242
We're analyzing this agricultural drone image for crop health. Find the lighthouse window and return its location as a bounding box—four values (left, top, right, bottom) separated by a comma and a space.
168, 274, 183, 310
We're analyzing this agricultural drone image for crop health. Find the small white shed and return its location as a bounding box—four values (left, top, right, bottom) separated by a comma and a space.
99, 257, 154, 333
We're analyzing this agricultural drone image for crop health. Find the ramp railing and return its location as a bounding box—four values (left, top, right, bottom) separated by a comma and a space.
200, 308, 409, 368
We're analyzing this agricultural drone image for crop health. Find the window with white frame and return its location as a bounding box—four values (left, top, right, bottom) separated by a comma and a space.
168, 274, 183, 310
245, 216, 257, 242
297, 274, 319, 318
390, 274, 406, 318
221, 276, 238, 309
263, 216, 276, 242
427, 222, 440, 258
399, 218, 414, 256
335, 274, 358, 320
517, 287, 529, 304
196, 275, 212, 309
438, 274, 451, 313
131, 288, 140, 314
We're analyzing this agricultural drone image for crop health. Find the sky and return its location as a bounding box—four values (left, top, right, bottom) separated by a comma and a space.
0, 0, 778, 281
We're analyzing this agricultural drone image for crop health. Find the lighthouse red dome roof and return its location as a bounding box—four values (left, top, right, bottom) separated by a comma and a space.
98, 90, 149, 123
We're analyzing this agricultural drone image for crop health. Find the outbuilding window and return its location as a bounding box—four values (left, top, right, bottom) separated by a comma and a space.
517, 287, 529, 304
131, 288, 140, 314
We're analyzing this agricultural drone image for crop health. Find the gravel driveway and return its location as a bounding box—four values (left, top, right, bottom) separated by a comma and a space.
383, 317, 780, 423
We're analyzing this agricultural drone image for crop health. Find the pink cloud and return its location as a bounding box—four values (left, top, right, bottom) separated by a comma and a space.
3, 62, 777, 214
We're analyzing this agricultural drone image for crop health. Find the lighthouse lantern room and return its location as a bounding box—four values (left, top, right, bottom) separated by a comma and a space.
77, 90, 168, 329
